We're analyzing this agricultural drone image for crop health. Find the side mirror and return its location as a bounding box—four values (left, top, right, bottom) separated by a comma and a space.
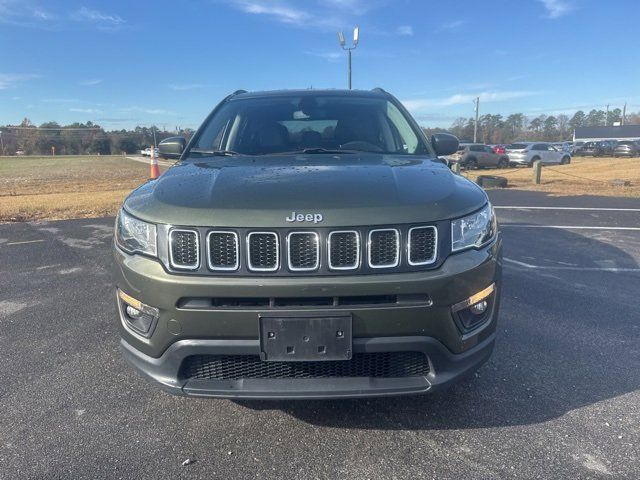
157, 136, 186, 160
431, 133, 459, 157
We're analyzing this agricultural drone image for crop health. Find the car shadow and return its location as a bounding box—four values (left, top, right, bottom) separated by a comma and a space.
234, 226, 640, 430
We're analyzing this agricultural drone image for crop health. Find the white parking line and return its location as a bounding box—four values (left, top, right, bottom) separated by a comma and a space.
501, 225, 640, 231
5, 239, 45, 246
495, 206, 640, 212
504, 258, 640, 272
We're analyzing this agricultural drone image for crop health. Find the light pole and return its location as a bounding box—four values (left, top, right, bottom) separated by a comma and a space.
337, 26, 359, 89
473, 96, 480, 143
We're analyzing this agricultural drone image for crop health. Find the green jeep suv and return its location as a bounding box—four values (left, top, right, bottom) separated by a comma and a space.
113, 88, 502, 399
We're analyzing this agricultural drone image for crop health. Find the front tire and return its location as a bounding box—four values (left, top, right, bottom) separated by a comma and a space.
497, 158, 509, 169
466, 158, 478, 170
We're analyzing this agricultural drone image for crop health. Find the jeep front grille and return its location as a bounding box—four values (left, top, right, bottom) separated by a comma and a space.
207, 231, 239, 271
181, 352, 430, 380
368, 229, 400, 268
165, 225, 440, 275
169, 229, 199, 270
328, 231, 360, 270
287, 232, 319, 271
247, 232, 279, 272
408, 226, 437, 265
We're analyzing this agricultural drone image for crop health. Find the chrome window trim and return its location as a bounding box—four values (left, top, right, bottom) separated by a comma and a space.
327, 230, 360, 271
367, 228, 400, 269
206, 230, 240, 271
286, 231, 320, 272
246, 231, 279, 272
168, 228, 200, 271
407, 226, 438, 266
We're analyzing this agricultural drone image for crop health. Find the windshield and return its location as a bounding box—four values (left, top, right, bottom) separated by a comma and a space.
189, 94, 429, 156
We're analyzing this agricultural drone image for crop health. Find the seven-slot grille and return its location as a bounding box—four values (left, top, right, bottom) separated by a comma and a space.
408, 226, 437, 265
368, 229, 400, 268
207, 231, 239, 271
169, 229, 199, 269
247, 232, 279, 272
287, 232, 319, 271
328, 231, 360, 270
167, 226, 438, 273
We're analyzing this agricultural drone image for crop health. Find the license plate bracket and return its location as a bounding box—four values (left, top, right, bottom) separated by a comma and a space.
259, 315, 352, 362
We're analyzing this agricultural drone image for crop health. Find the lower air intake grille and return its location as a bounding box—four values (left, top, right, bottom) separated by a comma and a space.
207, 232, 238, 270
169, 230, 199, 269
247, 232, 279, 271
181, 352, 430, 380
368, 229, 400, 268
408, 226, 437, 265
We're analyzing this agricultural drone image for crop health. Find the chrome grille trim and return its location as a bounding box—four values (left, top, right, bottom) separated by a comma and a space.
287, 232, 320, 272
246, 231, 279, 272
407, 226, 438, 266
168, 229, 200, 270
206, 230, 239, 271
367, 228, 400, 269
327, 230, 360, 270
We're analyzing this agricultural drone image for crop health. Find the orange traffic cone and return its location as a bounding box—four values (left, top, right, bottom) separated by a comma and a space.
150, 148, 160, 180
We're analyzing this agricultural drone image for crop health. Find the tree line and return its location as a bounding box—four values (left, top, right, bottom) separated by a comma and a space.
0, 118, 194, 156
423, 108, 640, 145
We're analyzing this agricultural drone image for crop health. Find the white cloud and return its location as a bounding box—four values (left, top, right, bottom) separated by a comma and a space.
439, 19, 465, 31
0, 73, 40, 89
167, 83, 208, 91
231, 1, 310, 25
304, 51, 343, 62
538, 0, 573, 18
402, 90, 540, 110
79, 78, 102, 86
73, 7, 125, 28
69, 107, 103, 114
396, 25, 413, 36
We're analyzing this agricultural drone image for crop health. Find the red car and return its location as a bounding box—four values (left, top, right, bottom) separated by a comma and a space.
491, 144, 506, 154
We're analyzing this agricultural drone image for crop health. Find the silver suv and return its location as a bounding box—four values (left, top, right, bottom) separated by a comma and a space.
506, 142, 571, 166
447, 143, 510, 169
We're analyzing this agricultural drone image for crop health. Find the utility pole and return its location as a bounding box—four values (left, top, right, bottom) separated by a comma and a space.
473, 97, 480, 143
337, 27, 359, 90
605, 104, 609, 126
0, 131, 4, 156
152, 126, 157, 148
622, 103, 627, 125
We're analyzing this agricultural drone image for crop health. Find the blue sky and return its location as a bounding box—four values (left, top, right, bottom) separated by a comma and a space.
1, 0, 639, 130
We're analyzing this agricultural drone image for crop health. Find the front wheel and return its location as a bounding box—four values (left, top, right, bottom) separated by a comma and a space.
497, 158, 509, 169
560, 156, 570, 165
529, 156, 540, 167
466, 158, 478, 170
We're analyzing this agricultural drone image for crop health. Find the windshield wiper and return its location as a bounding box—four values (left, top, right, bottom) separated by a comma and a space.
189, 149, 241, 156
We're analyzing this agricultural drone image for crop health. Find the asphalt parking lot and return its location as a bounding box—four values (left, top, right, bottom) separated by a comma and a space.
1, 190, 638, 479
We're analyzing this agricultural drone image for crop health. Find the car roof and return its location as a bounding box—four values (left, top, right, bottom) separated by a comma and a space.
229, 88, 390, 101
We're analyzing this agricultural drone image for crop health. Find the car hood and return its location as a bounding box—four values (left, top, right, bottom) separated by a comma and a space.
124, 154, 487, 227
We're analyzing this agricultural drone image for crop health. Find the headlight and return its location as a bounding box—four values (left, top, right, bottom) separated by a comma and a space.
115, 209, 157, 257
451, 203, 496, 252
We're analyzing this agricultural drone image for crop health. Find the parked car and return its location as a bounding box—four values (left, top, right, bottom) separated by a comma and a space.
552, 142, 572, 153
447, 143, 510, 169
572, 141, 585, 155
578, 141, 617, 157
114, 88, 502, 399
505, 142, 571, 166
141, 147, 152, 157
613, 140, 640, 157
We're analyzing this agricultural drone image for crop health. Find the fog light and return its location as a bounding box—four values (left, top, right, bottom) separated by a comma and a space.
117, 289, 159, 337
469, 300, 488, 315
452, 283, 495, 332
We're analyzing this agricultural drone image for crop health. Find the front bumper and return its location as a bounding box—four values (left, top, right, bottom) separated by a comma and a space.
114, 235, 502, 399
